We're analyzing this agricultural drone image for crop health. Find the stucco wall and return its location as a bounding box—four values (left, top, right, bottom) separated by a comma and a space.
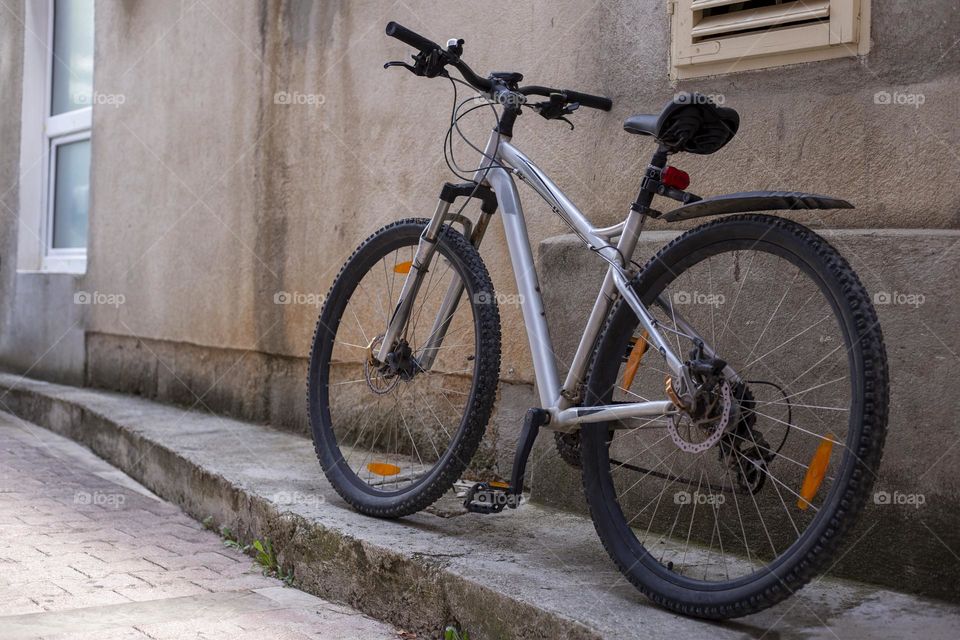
73, 0, 960, 390
0, 0, 955, 444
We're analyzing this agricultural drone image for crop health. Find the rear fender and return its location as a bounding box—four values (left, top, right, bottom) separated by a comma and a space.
660, 191, 853, 223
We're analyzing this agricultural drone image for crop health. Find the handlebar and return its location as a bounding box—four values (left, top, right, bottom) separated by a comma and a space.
385, 21, 441, 53
384, 21, 610, 114
520, 86, 612, 112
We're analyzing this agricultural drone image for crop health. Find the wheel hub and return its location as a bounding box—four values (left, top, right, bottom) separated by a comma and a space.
364, 335, 421, 395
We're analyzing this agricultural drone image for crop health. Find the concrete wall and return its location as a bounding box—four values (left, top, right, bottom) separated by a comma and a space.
1, 0, 958, 600
0, 0, 86, 386
74, 1, 960, 392
2, 1, 958, 390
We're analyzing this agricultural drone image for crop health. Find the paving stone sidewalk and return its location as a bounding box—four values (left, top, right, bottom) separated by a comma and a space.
0, 410, 402, 640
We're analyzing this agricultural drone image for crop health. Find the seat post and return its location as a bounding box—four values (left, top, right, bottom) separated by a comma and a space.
630, 145, 669, 214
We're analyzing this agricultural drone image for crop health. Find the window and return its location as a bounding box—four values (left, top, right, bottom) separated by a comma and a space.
670, 0, 870, 79
18, 0, 94, 273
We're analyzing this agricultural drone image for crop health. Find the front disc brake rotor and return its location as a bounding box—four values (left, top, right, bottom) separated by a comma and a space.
364, 335, 400, 395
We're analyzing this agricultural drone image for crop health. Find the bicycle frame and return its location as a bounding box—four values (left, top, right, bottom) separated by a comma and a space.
378, 129, 724, 432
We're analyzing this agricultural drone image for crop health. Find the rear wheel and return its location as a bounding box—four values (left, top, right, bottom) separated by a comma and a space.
307, 219, 501, 518
581, 215, 888, 618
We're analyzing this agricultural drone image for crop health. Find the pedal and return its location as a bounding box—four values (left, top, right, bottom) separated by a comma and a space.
463, 481, 519, 514
464, 407, 549, 514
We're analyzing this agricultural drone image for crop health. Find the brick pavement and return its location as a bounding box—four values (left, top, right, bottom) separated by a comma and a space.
0, 411, 401, 640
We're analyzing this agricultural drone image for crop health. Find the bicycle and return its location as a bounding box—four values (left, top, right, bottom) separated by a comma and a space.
307, 22, 889, 619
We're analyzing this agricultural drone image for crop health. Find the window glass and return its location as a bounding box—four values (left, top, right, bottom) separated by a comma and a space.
51, 139, 90, 249
51, 0, 94, 115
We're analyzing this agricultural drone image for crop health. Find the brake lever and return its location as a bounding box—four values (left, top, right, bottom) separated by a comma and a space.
384, 48, 448, 78
384, 60, 416, 72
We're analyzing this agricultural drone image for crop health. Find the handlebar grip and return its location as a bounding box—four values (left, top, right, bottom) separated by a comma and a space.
385, 21, 440, 52
562, 89, 613, 112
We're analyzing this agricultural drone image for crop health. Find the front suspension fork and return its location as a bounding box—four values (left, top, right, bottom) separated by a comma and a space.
376, 184, 496, 366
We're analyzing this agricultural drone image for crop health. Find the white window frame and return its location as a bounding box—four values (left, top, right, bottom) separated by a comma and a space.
670, 0, 871, 79
18, 0, 93, 274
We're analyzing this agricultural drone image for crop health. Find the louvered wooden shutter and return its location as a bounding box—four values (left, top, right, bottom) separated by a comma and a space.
672, 0, 863, 73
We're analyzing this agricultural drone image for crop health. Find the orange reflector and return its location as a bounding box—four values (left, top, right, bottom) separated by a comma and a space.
367, 462, 401, 476
797, 433, 836, 510
488, 480, 510, 489
621, 331, 650, 390
394, 261, 412, 274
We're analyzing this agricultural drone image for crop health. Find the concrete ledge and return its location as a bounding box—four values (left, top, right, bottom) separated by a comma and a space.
84, 332, 311, 434
2, 373, 960, 639
81, 332, 535, 479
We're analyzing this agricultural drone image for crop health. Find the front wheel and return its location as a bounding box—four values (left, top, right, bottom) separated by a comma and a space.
581, 214, 888, 618
307, 219, 501, 518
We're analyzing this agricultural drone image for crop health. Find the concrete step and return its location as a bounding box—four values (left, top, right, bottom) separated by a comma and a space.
1, 372, 957, 640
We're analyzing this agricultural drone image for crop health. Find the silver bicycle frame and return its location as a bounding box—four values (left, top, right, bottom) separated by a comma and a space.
380, 129, 727, 432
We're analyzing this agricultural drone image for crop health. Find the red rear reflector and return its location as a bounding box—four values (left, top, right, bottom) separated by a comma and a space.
662, 166, 690, 190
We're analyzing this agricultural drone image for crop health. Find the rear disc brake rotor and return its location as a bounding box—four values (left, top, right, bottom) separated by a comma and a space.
667, 379, 733, 454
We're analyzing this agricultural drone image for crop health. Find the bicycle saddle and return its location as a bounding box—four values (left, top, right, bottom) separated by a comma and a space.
624, 92, 739, 155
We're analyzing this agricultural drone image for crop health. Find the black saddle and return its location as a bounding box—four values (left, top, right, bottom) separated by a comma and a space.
624, 93, 739, 155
